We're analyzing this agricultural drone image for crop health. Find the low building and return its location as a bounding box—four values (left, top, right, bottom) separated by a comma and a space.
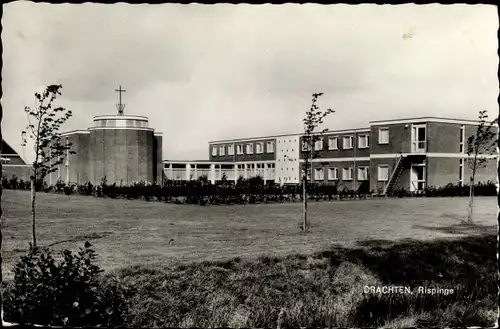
1, 140, 31, 181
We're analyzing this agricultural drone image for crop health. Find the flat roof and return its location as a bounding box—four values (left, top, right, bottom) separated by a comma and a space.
208, 116, 493, 144
369, 116, 482, 125
163, 159, 213, 163
93, 114, 149, 121
208, 127, 371, 144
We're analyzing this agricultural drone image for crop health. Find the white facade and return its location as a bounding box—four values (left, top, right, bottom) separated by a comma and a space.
275, 135, 301, 184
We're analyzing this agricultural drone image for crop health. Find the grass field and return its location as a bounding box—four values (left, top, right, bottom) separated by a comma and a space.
1, 189, 496, 278
2, 190, 497, 327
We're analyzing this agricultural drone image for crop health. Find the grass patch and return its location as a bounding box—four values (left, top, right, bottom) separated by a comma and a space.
100, 234, 495, 328
2, 190, 496, 278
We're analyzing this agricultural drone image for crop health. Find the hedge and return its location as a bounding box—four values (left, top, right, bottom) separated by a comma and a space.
1, 174, 496, 206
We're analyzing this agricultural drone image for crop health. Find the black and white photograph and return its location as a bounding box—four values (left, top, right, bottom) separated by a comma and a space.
0, 3, 498, 328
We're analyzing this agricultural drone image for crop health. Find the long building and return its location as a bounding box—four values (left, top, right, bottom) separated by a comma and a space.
164, 117, 497, 195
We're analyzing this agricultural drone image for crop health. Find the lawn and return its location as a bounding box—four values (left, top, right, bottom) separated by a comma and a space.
1, 190, 496, 278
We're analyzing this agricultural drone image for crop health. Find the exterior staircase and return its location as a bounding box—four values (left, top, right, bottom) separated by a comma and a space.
383, 155, 406, 196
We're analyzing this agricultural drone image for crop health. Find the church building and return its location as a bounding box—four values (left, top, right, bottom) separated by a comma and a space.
47, 86, 163, 186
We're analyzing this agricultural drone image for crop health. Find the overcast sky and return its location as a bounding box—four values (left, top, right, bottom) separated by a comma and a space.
2, 3, 498, 162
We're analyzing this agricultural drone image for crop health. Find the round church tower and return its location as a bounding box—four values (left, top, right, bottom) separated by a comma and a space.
54, 86, 163, 186
89, 115, 160, 185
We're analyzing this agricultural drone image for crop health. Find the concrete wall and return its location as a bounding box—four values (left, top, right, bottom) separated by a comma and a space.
369, 157, 411, 194
370, 123, 412, 155
426, 157, 460, 187
275, 136, 300, 184
124, 130, 139, 184
427, 122, 460, 153
90, 129, 104, 184
2, 165, 31, 181
426, 157, 496, 187
137, 130, 149, 183
463, 158, 496, 184
1, 156, 26, 165
45, 133, 90, 185
88, 128, 156, 185
464, 124, 496, 154
154, 135, 163, 184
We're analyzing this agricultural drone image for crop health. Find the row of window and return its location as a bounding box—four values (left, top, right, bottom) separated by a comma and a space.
212, 128, 392, 157
235, 163, 276, 169
312, 166, 369, 181
311, 165, 391, 182
302, 134, 370, 151
212, 141, 275, 157
302, 128, 390, 151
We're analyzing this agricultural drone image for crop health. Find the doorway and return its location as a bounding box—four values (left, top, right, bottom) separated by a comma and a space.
410, 164, 426, 192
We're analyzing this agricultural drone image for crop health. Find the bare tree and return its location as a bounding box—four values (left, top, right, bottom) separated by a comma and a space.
301, 93, 334, 233
21, 85, 75, 247
466, 109, 497, 223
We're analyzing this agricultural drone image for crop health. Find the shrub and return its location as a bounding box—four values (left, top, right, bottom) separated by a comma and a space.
77, 182, 94, 196
3, 242, 128, 327
63, 183, 76, 195
9, 175, 19, 189
55, 179, 66, 193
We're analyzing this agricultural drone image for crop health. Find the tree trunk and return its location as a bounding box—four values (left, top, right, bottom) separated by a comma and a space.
31, 177, 37, 247
496, 111, 499, 327
0, 164, 3, 328
467, 176, 474, 223
303, 176, 308, 233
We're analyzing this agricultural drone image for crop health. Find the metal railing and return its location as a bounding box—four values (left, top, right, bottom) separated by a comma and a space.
383, 154, 404, 195
164, 168, 276, 181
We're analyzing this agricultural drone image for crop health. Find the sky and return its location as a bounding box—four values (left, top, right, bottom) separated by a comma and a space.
2, 3, 498, 162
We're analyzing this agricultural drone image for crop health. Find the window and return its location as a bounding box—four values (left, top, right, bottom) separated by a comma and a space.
378, 128, 389, 144
459, 159, 464, 184
328, 167, 338, 180
328, 137, 339, 150
228, 144, 235, 156
358, 135, 370, 149
212, 146, 217, 156
357, 166, 369, 181
343, 167, 353, 180
314, 139, 324, 151
246, 143, 254, 154
314, 168, 324, 180
378, 165, 389, 181
266, 141, 275, 153
256, 142, 264, 154
302, 140, 311, 151
459, 125, 465, 153
343, 136, 353, 149
236, 144, 243, 155
219, 146, 225, 156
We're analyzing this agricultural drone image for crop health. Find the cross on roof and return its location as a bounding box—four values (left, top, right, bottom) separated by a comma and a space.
115, 85, 127, 115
